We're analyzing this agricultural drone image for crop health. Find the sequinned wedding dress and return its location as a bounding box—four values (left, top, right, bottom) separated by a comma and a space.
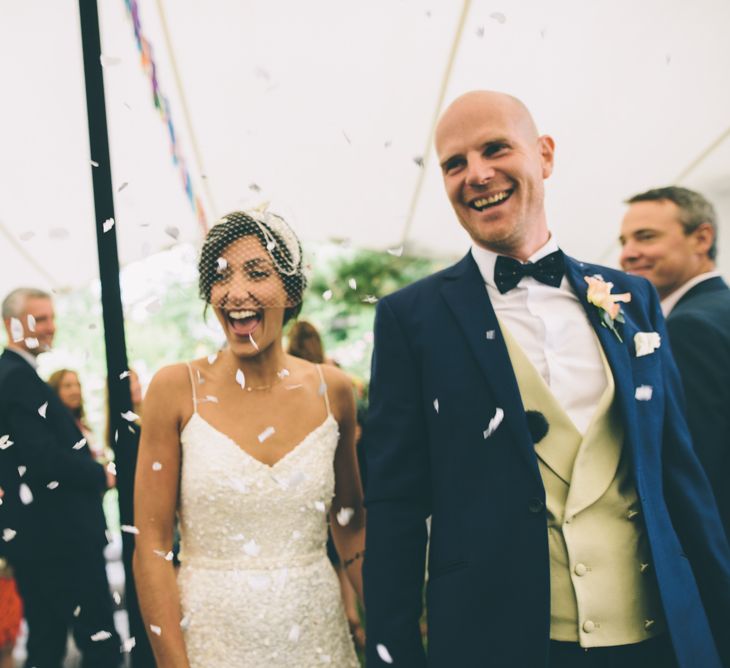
176, 365, 359, 667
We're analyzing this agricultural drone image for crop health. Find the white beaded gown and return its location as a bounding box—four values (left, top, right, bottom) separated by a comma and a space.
176, 364, 359, 667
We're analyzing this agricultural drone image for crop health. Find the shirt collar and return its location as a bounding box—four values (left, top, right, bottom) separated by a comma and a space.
471, 235, 561, 288
4, 346, 40, 370
660, 270, 723, 316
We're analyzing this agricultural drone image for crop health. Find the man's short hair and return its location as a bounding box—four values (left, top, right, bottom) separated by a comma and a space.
2, 287, 52, 320
626, 186, 719, 260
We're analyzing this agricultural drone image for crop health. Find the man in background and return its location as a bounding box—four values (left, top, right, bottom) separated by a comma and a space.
620, 186, 730, 540
0, 287, 121, 667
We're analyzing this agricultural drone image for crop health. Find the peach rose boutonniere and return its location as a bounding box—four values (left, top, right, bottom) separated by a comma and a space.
584, 275, 632, 342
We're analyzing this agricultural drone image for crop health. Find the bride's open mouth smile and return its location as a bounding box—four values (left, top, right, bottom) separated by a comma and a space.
225, 309, 262, 337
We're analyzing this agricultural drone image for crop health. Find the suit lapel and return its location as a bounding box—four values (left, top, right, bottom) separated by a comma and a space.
440, 254, 541, 483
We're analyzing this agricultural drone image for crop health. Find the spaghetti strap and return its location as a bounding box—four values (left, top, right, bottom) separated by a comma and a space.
185, 362, 198, 414
315, 364, 332, 416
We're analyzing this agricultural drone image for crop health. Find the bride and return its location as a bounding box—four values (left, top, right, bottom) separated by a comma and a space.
133, 211, 364, 667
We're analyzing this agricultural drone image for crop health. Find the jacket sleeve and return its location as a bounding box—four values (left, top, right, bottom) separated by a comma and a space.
3, 369, 106, 492
654, 289, 730, 665
363, 297, 430, 668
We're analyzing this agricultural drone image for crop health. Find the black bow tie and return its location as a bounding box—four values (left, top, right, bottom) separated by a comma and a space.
493, 250, 565, 294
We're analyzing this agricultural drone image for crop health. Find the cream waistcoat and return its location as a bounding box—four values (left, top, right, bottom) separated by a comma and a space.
500, 323, 665, 647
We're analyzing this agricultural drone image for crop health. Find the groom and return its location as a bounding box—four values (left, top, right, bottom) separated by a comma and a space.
362, 91, 730, 667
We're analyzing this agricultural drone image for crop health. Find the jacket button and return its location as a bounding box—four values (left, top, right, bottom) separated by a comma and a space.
583, 620, 596, 633
574, 563, 587, 576
528, 498, 544, 513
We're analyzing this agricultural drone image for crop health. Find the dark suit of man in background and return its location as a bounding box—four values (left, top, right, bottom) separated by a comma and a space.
621, 186, 730, 541
0, 287, 121, 667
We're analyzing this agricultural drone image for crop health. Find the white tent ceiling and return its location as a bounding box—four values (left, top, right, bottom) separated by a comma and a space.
2, 0, 729, 298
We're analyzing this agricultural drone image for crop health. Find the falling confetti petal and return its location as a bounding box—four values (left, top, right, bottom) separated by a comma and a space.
216, 257, 228, 273
19, 483, 33, 505
476, 25, 485, 37
27, 314, 36, 331
342, 130, 351, 144
490, 11, 506, 23
107, 463, 117, 477
90, 159, 99, 167
180, 615, 191, 630
433, 398, 439, 413
249, 182, 262, 192
635, 385, 653, 401
203, 395, 219, 403
348, 278, 357, 290
10, 318, 23, 342
322, 289, 333, 301
73, 605, 81, 617
483, 407, 505, 439
121, 410, 140, 421
236, 368, 246, 390
336, 507, 354, 526
0, 435, 13, 450
387, 246, 404, 257
47, 481, 59, 490
73, 438, 87, 450
119, 370, 130, 379
266, 239, 276, 251
486, 330, 496, 339
153, 549, 174, 561
102, 218, 115, 233
208, 353, 218, 364
362, 295, 378, 304
113, 591, 121, 605
277, 368, 290, 379
314, 500, 326, 513
122, 637, 136, 652
17, 466, 26, 477
285, 384, 304, 391
249, 334, 259, 351
258, 426, 275, 443
121, 525, 140, 535
413, 156, 424, 167
165, 226, 180, 240
99, 54, 121, 67
25, 337, 39, 349
152, 462, 163, 471
244, 539, 261, 556
288, 624, 301, 642
38, 402, 48, 418
117, 182, 129, 192
377, 644, 394, 663
2, 529, 16, 542
90, 630, 112, 642
150, 625, 162, 636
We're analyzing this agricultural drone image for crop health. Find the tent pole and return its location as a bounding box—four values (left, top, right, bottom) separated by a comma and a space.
77, 1, 154, 665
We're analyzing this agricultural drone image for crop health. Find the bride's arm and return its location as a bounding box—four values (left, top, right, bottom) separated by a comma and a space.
133, 365, 191, 668
327, 366, 366, 602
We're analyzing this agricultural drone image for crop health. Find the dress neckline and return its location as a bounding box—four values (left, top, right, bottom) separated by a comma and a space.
182, 412, 337, 470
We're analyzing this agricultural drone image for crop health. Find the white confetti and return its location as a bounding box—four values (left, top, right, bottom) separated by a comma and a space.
486, 330, 496, 340
2, 528, 17, 542
26, 314, 36, 331
322, 289, 333, 301
203, 395, 219, 403
236, 368, 246, 389
122, 637, 136, 652
121, 525, 140, 535
17, 465, 26, 477
635, 385, 653, 401
336, 507, 354, 526
362, 295, 378, 304
90, 159, 99, 167
165, 226, 180, 240
106, 462, 116, 476
19, 483, 33, 505
243, 539, 261, 556
0, 435, 13, 450
90, 630, 111, 642
266, 239, 276, 252
207, 353, 218, 364
121, 410, 140, 421
102, 218, 115, 233
285, 384, 304, 391
248, 334, 259, 351
180, 615, 191, 630
117, 182, 129, 192
119, 370, 130, 379
10, 318, 23, 342
377, 643, 394, 663
152, 461, 163, 471
490, 11, 506, 23
258, 426, 275, 443
150, 624, 162, 636
433, 398, 439, 413
288, 624, 301, 642
314, 500, 326, 513
38, 402, 48, 418
387, 246, 404, 257
25, 337, 39, 349
73, 438, 87, 450
348, 278, 357, 290
153, 549, 174, 561
99, 54, 121, 67
483, 407, 504, 439
112, 590, 121, 605
73, 605, 81, 617
47, 481, 59, 490
277, 368, 290, 379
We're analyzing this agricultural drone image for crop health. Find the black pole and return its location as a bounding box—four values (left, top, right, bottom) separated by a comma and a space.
78, 1, 154, 665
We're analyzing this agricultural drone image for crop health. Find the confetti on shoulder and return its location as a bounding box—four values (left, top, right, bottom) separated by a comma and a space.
258, 426, 275, 443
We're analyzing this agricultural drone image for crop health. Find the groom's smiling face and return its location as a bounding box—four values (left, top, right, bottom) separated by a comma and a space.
435, 92, 555, 259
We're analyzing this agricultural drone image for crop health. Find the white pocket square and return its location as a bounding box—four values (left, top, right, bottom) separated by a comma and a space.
634, 331, 661, 357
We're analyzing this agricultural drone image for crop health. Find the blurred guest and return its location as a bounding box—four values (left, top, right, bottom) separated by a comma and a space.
48, 369, 99, 458
287, 320, 333, 364
0, 489, 23, 668
0, 287, 121, 667
620, 186, 730, 540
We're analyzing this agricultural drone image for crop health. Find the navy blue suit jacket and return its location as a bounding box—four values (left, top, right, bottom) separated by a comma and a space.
0, 349, 108, 563
666, 276, 730, 542
363, 253, 730, 668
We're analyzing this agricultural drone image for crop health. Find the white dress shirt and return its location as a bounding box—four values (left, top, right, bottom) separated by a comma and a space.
471, 237, 607, 434
660, 270, 722, 316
